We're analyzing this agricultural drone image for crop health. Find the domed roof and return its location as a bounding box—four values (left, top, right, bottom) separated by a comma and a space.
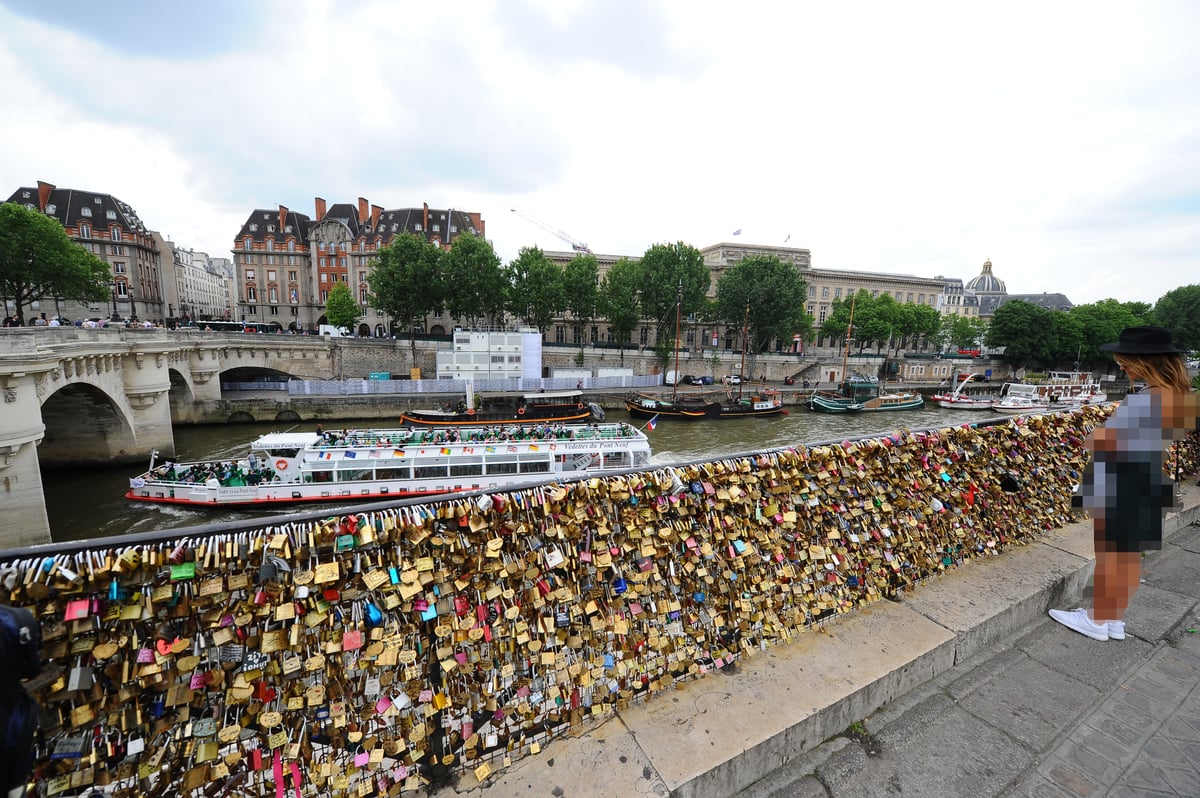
965, 259, 1006, 294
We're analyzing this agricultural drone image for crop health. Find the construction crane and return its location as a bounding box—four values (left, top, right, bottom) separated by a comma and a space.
510, 208, 591, 254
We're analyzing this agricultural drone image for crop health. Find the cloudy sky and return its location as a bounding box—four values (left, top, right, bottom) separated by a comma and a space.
2, 1, 1197, 305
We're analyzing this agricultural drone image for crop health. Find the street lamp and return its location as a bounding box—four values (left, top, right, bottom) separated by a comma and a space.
109, 282, 120, 322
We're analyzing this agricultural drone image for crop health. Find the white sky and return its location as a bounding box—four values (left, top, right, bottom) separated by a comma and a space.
1, 0, 1197, 305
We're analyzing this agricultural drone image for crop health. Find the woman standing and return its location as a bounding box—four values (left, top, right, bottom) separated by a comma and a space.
1050, 326, 1199, 641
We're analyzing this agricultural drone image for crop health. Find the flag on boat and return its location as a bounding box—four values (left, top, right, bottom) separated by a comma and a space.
528, 444, 539, 451
393, 449, 404, 457
486, 446, 496, 453
646, 414, 659, 430
439, 447, 451, 455
732, 229, 742, 236
321, 452, 333, 460
343, 451, 357, 459
129, 477, 146, 488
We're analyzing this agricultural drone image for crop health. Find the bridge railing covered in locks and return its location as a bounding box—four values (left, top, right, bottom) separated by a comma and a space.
6, 405, 1200, 797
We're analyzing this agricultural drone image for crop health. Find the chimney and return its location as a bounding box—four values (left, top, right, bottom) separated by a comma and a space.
358, 197, 369, 224
422, 202, 429, 234
278, 205, 288, 233
315, 197, 327, 220
371, 204, 382, 229
36, 180, 55, 213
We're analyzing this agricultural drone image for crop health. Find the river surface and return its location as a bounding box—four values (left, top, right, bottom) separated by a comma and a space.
43, 404, 984, 542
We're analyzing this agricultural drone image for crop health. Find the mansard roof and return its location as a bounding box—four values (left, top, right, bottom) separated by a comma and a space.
234, 208, 313, 245
7, 184, 149, 233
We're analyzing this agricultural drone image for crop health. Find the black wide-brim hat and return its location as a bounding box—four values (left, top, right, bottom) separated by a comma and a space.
1099, 325, 1181, 354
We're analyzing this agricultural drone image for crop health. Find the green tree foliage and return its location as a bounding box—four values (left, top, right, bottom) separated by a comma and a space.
504, 247, 564, 333
713, 254, 812, 353
562, 254, 599, 349
636, 242, 710, 339
1152, 285, 1200, 352
366, 233, 443, 360
324, 282, 360, 332
442, 233, 505, 328
596, 257, 641, 365
985, 300, 1058, 369
0, 202, 110, 323
818, 292, 863, 350
937, 315, 989, 352
1067, 299, 1150, 369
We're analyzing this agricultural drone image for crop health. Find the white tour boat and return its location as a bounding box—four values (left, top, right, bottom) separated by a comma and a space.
991, 371, 1107, 414
126, 422, 652, 507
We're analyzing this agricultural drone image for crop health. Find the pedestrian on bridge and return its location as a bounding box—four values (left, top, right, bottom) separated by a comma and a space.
1050, 326, 1200, 642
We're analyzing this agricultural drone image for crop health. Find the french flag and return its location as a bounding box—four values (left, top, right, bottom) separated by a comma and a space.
646, 415, 659, 431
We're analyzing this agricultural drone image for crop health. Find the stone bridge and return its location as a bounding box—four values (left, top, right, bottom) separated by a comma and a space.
0, 328, 340, 544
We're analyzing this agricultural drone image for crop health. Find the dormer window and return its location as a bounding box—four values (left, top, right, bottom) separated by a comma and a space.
106, 210, 116, 220
284, 225, 292, 233
81, 207, 92, 217
414, 224, 422, 232
46, 204, 56, 214
249, 223, 258, 232
267, 225, 275, 233
21, 190, 29, 198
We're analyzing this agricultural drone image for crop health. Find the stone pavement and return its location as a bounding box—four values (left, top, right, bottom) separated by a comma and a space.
457, 482, 1200, 798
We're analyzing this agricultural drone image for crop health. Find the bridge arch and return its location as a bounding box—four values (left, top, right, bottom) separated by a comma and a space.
38, 381, 137, 466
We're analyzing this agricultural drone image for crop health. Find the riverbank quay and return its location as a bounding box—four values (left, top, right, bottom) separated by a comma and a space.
5, 407, 1198, 797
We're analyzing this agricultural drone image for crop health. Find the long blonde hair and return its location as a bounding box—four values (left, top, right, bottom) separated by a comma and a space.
1115, 352, 1191, 392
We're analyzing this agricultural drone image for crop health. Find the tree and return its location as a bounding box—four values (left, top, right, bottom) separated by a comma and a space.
0, 202, 110, 323
563, 254, 599, 351
324, 282, 360, 332
1067, 299, 1148, 370
713, 255, 812, 356
596, 257, 641, 365
986, 300, 1057, 369
442, 233, 505, 328
504, 247, 564, 333
367, 233, 443, 360
1152, 285, 1200, 352
636, 242, 710, 341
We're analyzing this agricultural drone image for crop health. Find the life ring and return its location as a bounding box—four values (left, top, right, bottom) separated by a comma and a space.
275, 459, 289, 471
517, 407, 525, 416
467, 408, 475, 415
577, 403, 584, 410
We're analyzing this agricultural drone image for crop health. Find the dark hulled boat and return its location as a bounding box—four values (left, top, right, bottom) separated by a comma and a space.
401, 389, 603, 427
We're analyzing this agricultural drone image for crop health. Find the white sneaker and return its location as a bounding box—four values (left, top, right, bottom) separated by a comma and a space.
1107, 620, 1126, 640
1048, 607, 1110, 641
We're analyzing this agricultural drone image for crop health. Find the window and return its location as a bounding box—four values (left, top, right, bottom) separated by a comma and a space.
245, 269, 255, 280
320, 257, 326, 267
287, 239, 295, 252
821, 287, 829, 298
287, 256, 296, 265
46, 203, 56, 214
110, 245, 124, 255
81, 207, 92, 217
906, 293, 913, 303
894, 291, 902, 300
808, 285, 815, 298
79, 223, 91, 239
267, 270, 276, 281
113, 262, 127, 273
268, 287, 278, 303
106, 210, 117, 220
116, 282, 128, 297
358, 271, 366, 283
871, 290, 878, 297
247, 286, 257, 301
413, 224, 422, 232
269, 306, 279, 316
244, 236, 252, 250
249, 224, 258, 232
266, 239, 274, 251
289, 287, 298, 304
834, 288, 841, 299
359, 288, 368, 303
432, 224, 440, 233
321, 290, 328, 302
110, 226, 122, 241
267, 225, 275, 233
266, 255, 276, 265
338, 258, 346, 268
320, 273, 328, 284
918, 294, 925, 304
287, 271, 297, 282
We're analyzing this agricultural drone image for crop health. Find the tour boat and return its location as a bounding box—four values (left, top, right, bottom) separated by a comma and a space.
932, 372, 1000, 410
400, 389, 604, 427
125, 422, 652, 507
991, 372, 1106, 414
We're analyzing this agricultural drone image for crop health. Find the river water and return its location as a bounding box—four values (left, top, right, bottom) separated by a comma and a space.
43, 404, 983, 542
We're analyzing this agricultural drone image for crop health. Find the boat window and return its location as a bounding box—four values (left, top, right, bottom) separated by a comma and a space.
518, 458, 550, 474
266, 448, 301, 458
373, 467, 411, 480
487, 459, 519, 475
305, 471, 333, 483
450, 463, 484, 477
337, 468, 373, 482
414, 464, 448, 479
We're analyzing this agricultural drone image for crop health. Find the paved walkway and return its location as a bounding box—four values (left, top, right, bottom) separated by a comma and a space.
745, 486, 1200, 798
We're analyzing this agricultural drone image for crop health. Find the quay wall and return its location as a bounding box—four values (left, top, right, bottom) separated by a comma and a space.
7, 406, 1197, 796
